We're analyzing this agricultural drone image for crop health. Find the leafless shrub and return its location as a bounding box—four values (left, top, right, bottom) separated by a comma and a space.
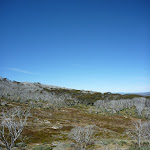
69, 125, 95, 149
0, 107, 30, 150
94, 98, 147, 117
94, 100, 109, 113
133, 98, 146, 116
145, 99, 150, 107
142, 121, 150, 140
126, 119, 150, 148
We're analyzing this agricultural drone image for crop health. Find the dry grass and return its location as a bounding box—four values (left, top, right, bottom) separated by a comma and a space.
0, 100, 146, 149
24, 106, 132, 143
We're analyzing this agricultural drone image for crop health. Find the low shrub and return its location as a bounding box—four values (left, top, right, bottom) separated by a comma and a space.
118, 140, 127, 146
32, 145, 53, 150
129, 146, 150, 150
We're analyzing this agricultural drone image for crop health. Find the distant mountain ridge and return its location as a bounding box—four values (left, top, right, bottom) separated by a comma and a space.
128, 92, 150, 96
114, 92, 150, 96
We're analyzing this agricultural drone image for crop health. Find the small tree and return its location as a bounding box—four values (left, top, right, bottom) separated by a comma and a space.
126, 119, 146, 148
0, 107, 30, 150
69, 125, 95, 149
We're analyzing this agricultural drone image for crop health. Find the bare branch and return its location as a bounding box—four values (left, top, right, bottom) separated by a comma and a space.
69, 125, 95, 149
126, 119, 150, 148
0, 107, 30, 150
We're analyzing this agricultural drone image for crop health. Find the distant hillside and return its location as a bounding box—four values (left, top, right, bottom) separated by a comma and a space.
1, 77, 150, 119
0, 77, 149, 105
128, 92, 150, 96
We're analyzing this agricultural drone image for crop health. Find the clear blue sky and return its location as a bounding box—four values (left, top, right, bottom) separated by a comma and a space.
0, 0, 150, 93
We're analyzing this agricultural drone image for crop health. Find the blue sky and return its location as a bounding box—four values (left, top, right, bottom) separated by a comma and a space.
0, 0, 150, 93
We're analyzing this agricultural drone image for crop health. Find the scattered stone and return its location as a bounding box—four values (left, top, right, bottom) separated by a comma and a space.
0, 101, 8, 106
43, 120, 51, 125
51, 141, 60, 147
51, 125, 62, 129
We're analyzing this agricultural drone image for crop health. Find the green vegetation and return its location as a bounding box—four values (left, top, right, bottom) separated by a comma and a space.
32, 145, 53, 150
129, 146, 150, 150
